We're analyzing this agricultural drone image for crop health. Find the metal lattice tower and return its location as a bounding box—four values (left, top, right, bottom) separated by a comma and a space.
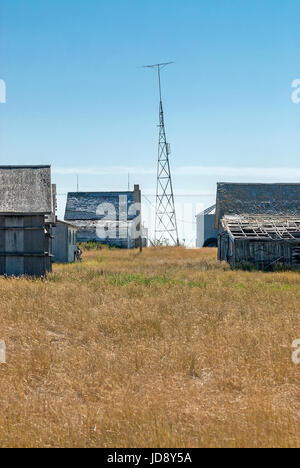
144, 62, 179, 246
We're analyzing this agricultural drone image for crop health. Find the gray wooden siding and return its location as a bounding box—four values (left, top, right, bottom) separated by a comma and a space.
0, 215, 52, 276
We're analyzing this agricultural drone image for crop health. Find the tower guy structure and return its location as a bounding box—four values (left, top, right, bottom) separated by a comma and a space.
144, 62, 179, 246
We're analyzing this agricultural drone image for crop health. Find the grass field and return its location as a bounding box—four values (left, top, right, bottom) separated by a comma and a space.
0, 246, 300, 448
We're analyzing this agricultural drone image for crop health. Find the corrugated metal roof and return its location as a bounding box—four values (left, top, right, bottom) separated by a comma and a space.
216, 183, 300, 226
0, 165, 53, 214
64, 192, 137, 221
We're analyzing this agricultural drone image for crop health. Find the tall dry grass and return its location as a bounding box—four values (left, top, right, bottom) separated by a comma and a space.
0, 246, 300, 447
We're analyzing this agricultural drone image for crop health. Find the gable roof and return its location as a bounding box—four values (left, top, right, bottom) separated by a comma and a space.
215, 183, 300, 227
0, 165, 53, 214
64, 191, 137, 221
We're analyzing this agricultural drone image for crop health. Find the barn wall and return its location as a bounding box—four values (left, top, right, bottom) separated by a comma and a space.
0, 215, 52, 276
74, 220, 135, 248
52, 222, 68, 263
52, 222, 77, 263
67, 227, 77, 263
217, 230, 300, 269
233, 239, 293, 268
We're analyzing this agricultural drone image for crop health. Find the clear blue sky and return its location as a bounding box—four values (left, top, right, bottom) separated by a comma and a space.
1, 0, 300, 244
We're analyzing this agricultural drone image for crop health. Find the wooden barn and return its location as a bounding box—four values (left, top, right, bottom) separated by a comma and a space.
216, 183, 300, 269
0, 165, 56, 276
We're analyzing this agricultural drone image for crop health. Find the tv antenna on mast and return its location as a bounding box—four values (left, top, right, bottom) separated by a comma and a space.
143, 62, 179, 246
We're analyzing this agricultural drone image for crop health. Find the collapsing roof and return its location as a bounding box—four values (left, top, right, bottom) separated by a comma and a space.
216, 183, 300, 269
65, 192, 137, 221
0, 165, 53, 214
222, 215, 300, 241
215, 183, 300, 227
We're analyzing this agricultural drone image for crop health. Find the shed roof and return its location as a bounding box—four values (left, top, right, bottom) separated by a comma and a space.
0, 165, 53, 214
64, 191, 137, 221
215, 183, 300, 227
196, 204, 216, 217
56, 219, 78, 230
222, 215, 300, 241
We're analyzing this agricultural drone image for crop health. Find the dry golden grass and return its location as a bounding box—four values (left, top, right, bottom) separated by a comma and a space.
0, 246, 300, 447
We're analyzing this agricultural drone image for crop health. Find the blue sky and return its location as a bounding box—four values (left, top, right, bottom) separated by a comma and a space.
0, 0, 300, 244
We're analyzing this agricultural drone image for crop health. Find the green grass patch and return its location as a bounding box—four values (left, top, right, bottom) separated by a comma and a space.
107, 272, 207, 288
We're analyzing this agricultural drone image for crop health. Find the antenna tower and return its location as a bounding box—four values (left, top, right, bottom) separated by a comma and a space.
143, 62, 179, 246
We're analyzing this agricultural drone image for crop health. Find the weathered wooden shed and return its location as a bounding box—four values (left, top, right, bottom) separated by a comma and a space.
216, 183, 300, 269
52, 220, 78, 263
0, 165, 55, 276
64, 185, 143, 248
